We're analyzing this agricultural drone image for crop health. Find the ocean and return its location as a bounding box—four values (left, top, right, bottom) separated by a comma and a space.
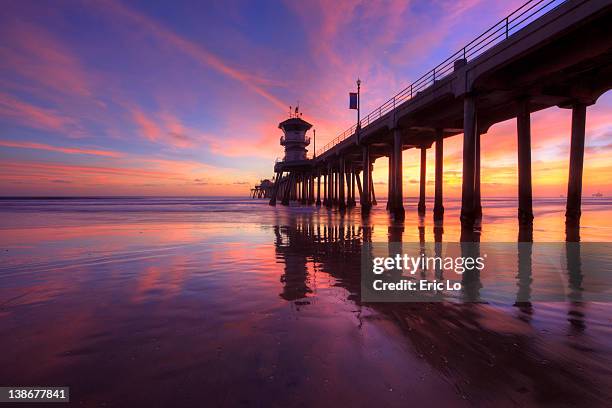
1, 196, 611, 406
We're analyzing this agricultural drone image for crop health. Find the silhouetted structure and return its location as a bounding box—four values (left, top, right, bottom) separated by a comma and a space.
251, 179, 274, 199
268, 0, 612, 232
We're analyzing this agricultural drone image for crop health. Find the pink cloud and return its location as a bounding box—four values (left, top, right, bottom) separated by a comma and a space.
0, 20, 91, 98
128, 107, 217, 149
0, 160, 177, 179
0, 92, 77, 132
0, 140, 124, 157
131, 109, 163, 142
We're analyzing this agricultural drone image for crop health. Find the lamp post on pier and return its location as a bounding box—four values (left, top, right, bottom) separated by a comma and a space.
357, 78, 361, 132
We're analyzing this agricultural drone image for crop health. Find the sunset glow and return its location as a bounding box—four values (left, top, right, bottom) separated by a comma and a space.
2, 2, 612, 406
1, 0, 610, 197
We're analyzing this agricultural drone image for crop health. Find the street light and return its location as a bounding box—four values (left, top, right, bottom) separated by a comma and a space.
356, 78, 361, 131
349, 78, 362, 143
356, 78, 361, 144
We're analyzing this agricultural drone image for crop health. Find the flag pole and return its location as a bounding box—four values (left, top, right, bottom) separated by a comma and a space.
357, 78, 361, 143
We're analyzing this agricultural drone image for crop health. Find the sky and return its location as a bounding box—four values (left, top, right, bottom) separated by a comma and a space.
0, 0, 610, 197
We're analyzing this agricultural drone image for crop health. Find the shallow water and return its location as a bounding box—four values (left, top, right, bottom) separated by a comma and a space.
0, 197, 611, 406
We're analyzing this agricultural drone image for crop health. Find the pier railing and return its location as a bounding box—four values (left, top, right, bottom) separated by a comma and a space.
315, 0, 567, 157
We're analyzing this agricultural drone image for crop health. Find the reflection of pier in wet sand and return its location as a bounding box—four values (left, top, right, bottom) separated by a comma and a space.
272, 216, 608, 405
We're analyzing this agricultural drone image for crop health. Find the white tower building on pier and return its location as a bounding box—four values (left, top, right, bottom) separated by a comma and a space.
279, 108, 312, 162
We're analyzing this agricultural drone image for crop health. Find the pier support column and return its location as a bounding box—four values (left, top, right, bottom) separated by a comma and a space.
350, 168, 357, 206
346, 165, 352, 208
316, 171, 321, 206
344, 165, 350, 208
434, 129, 444, 220
517, 98, 534, 224
330, 168, 334, 206
356, 171, 363, 201
332, 168, 338, 206
277, 180, 283, 202
325, 164, 334, 208
308, 173, 313, 204
351, 164, 357, 207
347, 164, 352, 208
387, 148, 394, 211
324, 169, 327, 207
566, 103, 587, 225
282, 173, 292, 205
301, 174, 307, 205
322, 172, 327, 206
311, 173, 315, 204
474, 130, 482, 218
339, 158, 346, 211
349, 165, 353, 203
333, 166, 338, 206
328, 167, 332, 206
269, 171, 280, 206
337, 167, 341, 206
353, 169, 357, 206
328, 169, 333, 207
461, 94, 477, 226
362, 146, 372, 212
392, 128, 404, 220
309, 172, 315, 205
370, 166, 378, 206
290, 174, 295, 201
418, 147, 426, 215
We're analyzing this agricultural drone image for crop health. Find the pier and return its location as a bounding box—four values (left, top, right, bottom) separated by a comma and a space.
251, 179, 274, 199
269, 0, 612, 228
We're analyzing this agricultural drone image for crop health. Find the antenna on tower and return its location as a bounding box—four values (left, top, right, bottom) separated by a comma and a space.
288, 103, 305, 118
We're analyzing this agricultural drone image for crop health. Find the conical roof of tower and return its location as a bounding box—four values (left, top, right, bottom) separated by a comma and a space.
278, 117, 313, 131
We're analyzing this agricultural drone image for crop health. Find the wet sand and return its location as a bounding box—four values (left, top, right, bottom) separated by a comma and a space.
0, 197, 611, 406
